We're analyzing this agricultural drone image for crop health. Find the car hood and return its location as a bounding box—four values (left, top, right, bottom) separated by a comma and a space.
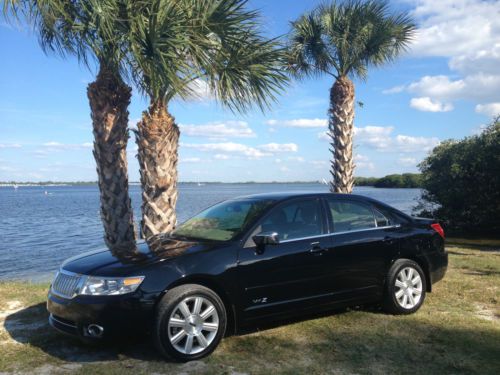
61, 234, 217, 277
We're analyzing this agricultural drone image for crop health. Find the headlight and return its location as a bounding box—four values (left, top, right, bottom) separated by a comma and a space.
79, 276, 145, 296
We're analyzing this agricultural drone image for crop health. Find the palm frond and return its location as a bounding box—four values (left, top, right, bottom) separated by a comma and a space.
288, 0, 416, 79
127, 0, 289, 113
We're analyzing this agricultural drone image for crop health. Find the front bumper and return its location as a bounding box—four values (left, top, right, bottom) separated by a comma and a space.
47, 290, 157, 339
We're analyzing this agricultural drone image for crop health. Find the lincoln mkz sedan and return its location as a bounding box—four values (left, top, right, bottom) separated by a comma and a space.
47, 192, 447, 361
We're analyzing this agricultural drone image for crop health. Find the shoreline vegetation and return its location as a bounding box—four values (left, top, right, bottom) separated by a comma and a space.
0, 173, 423, 188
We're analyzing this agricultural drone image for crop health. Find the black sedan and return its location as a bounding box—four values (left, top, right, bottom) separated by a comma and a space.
47, 192, 447, 361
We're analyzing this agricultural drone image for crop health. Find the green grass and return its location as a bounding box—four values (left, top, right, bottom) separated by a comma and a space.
1, 244, 499, 375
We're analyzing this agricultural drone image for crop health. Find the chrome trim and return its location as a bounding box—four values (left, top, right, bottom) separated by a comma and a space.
279, 233, 333, 243
50, 269, 85, 300
330, 224, 401, 236
86, 324, 104, 338
50, 314, 77, 329
278, 225, 401, 244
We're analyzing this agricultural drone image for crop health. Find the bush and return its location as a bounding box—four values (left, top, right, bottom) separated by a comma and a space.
416, 117, 500, 235
355, 174, 422, 188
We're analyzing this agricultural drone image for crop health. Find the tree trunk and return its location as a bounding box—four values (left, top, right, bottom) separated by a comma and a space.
87, 63, 137, 254
328, 75, 355, 193
136, 101, 179, 240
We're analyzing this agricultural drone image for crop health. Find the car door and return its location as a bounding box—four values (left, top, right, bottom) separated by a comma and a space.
324, 197, 400, 299
237, 197, 332, 320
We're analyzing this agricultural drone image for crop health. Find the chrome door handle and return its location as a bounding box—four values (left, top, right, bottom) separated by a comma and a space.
310, 242, 325, 253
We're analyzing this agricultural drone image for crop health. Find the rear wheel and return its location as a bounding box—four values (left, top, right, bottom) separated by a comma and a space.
383, 259, 426, 314
154, 284, 226, 362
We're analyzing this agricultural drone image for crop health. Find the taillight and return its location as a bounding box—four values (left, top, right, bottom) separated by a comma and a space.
431, 223, 445, 239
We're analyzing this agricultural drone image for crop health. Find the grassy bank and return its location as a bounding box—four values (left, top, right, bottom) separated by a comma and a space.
1, 243, 499, 375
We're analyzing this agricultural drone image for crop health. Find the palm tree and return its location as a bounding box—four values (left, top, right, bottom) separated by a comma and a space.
126, 0, 288, 239
287, 0, 415, 193
3, 0, 138, 253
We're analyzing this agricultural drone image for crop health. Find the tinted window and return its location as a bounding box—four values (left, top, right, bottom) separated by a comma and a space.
328, 200, 376, 232
257, 199, 323, 241
172, 199, 275, 241
374, 208, 391, 227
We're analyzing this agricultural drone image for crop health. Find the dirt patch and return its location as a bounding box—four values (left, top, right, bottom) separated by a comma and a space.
0, 300, 38, 346
474, 304, 499, 322
0, 301, 24, 321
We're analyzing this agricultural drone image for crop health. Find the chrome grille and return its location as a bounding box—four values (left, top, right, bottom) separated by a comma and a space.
52, 271, 81, 298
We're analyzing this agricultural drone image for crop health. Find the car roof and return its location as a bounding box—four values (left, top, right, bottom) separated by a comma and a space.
231, 191, 411, 220
233, 191, 373, 202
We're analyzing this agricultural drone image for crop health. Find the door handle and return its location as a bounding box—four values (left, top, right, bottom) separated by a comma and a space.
383, 236, 395, 244
310, 242, 325, 254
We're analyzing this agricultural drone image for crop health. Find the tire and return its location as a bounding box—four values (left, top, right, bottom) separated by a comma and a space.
383, 259, 427, 315
154, 284, 227, 362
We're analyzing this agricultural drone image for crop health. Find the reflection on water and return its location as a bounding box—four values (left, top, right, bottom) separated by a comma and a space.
0, 184, 421, 281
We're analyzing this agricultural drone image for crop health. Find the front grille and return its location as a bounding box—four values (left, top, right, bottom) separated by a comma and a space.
52, 271, 81, 298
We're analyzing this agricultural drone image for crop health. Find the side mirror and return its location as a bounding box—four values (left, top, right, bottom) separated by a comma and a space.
253, 232, 280, 247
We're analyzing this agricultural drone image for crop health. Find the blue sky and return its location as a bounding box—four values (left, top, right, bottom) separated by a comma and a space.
1, 0, 499, 182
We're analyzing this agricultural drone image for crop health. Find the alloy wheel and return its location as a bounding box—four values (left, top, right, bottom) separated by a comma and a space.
394, 266, 423, 309
167, 296, 219, 355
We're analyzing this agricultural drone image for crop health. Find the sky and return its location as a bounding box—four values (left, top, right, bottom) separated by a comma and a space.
0, 0, 499, 183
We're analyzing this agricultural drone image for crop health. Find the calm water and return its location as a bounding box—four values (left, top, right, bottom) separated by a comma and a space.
0, 184, 421, 281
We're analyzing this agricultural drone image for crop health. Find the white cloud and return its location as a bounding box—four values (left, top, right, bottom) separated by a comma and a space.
185, 79, 213, 101
319, 125, 440, 153
214, 154, 230, 160
0, 143, 22, 149
355, 154, 375, 171
407, 76, 464, 101
181, 141, 298, 160
42, 141, 92, 150
449, 43, 500, 75
410, 97, 453, 112
390, 1, 500, 112
258, 143, 298, 153
475, 102, 500, 117
179, 121, 255, 139
398, 157, 418, 167
406, 74, 500, 103
410, 0, 500, 58
382, 85, 405, 94
395, 135, 440, 153
266, 118, 327, 128
354, 126, 395, 150
288, 156, 305, 162
318, 131, 331, 142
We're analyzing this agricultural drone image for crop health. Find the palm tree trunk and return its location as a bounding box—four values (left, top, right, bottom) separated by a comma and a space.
328, 75, 355, 193
87, 63, 137, 254
135, 101, 179, 240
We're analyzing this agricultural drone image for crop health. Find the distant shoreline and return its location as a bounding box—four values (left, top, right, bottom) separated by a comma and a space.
0, 173, 423, 188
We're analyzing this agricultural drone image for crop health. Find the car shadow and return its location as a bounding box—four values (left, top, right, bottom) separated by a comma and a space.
3, 302, 165, 363
3, 301, 500, 373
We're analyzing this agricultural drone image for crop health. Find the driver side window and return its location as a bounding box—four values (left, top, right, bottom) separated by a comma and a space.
256, 199, 323, 241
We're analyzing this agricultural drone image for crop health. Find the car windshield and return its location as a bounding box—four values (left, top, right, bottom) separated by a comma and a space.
171, 199, 276, 241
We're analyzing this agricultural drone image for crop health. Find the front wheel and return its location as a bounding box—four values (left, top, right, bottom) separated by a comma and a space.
154, 284, 227, 362
383, 259, 426, 315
